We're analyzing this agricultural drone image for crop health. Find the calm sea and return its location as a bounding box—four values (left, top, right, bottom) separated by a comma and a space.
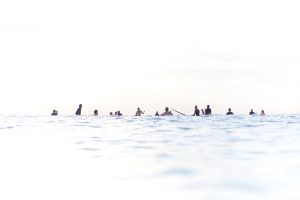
1, 115, 300, 200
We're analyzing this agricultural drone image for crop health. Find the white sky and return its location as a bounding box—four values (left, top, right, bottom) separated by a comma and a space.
1, 0, 300, 115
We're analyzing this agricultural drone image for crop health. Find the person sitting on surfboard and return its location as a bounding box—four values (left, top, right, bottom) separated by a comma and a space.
161, 107, 173, 116
155, 111, 160, 116
192, 105, 200, 116
94, 110, 98, 116
135, 107, 145, 116
75, 104, 82, 115
249, 109, 255, 115
51, 110, 58, 116
205, 105, 211, 115
226, 108, 234, 115
261, 110, 265, 115
117, 111, 123, 116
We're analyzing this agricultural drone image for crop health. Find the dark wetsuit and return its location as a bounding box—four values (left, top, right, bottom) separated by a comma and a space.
75, 108, 81, 115
226, 111, 234, 115
205, 108, 211, 115
193, 109, 200, 116
249, 111, 255, 115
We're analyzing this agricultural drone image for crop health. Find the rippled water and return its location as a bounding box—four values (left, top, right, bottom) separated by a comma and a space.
1, 115, 300, 200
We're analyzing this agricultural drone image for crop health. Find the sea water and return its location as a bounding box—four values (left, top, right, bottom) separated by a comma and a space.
0, 115, 300, 200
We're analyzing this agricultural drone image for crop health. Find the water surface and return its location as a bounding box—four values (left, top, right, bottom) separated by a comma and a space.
0, 115, 300, 200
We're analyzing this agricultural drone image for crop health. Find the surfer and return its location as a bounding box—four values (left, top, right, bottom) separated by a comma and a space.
94, 110, 98, 116
75, 104, 82, 115
192, 105, 200, 116
110, 112, 113, 116
155, 111, 160, 116
204, 105, 211, 115
117, 111, 123, 116
51, 110, 58, 116
226, 108, 234, 115
249, 109, 255, 115
135, 107, 145, 116
261, 110, 265, 115
161, 107, 173, 116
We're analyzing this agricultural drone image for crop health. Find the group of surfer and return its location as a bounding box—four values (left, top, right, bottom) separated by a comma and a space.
225, 108, 265, 115
191, 105, 211, 116
51, 104, 266, 116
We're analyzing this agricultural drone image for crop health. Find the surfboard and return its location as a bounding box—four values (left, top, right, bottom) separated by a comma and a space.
171, 108, 186, 116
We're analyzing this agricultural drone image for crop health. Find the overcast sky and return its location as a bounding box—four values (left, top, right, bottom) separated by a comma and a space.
1, 0, 300, 115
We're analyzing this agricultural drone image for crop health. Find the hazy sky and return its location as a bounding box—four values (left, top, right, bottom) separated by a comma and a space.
1, 0, 300, 115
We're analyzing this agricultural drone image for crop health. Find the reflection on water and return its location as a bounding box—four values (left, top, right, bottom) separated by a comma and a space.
0, 114, 300, 200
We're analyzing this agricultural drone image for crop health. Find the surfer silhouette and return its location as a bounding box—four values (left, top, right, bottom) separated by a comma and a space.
249, 109, 255, 115
226, 108, 234, 115
192, 105, 200, 116
201, 109, 205, 115
135, 107, 145, 116
205, 105, 211, 115
51, 110, 58, 116
75, 104, 82, 115
161, 107, 173, 116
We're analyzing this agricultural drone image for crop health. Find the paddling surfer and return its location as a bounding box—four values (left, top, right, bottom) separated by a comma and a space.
204, 105, 212, 115
135, 107, 145, 116
192, 105, 200, 116
226, 108, 234, 115
161, 107, 173, 116
75, 104, 82, 115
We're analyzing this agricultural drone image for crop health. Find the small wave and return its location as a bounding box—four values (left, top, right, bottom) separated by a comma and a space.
159, 168, 197, 176
131, 145, 154, 149
80, 147, 100, 151
0, 126, 15, 129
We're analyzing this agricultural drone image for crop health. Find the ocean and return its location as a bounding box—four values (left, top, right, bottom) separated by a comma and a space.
0, 114, 300, 200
